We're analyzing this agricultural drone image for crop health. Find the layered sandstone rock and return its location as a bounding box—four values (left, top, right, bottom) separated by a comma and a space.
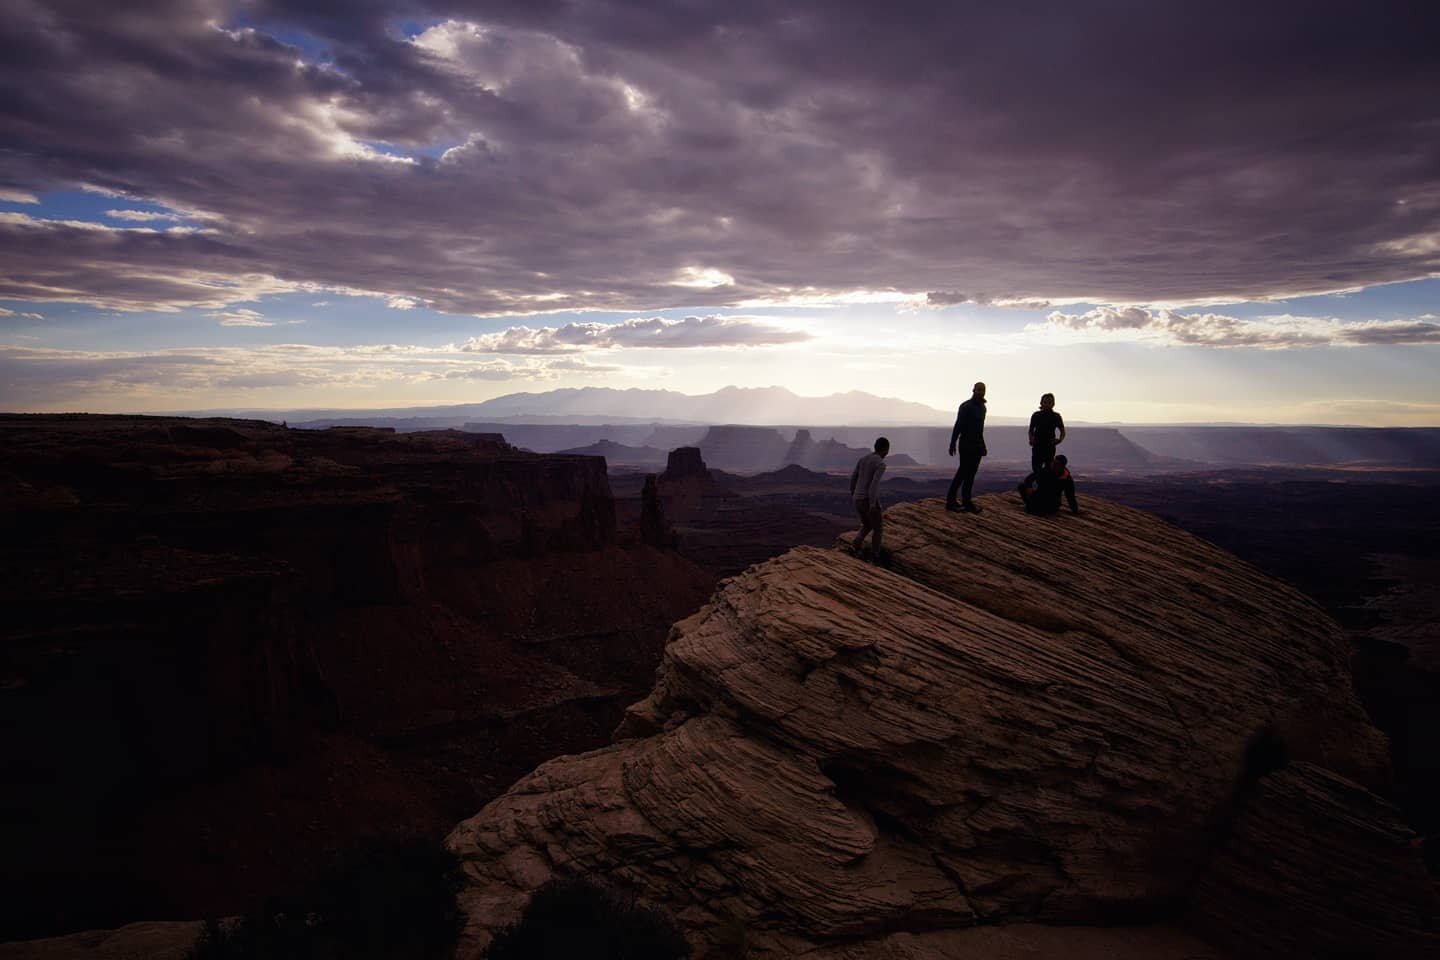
0, 922, 206, 960
449, 495, 1433, 957
1189, 761, 1438, 958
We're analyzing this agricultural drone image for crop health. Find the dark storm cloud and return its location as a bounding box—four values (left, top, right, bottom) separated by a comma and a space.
2, 0, 1439, 317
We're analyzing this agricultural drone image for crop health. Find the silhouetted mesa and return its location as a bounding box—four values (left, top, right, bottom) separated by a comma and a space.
555, 439, 667, 468
697, 425, 791, 472
1120, 425, 1440, 468
447, 495, 1433, 958
659, 446, 711, 482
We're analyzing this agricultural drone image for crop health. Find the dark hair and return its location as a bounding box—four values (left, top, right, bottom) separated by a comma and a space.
1041, 392, 1055, 404
1054, 454, 1068, 467
873, 436, 890, 452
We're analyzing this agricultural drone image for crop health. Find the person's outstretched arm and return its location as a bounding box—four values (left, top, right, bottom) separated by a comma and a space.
849, 460, 860, 497
1063, 476, 1078, 513
948, 407, 963, 454
1056, 414, 1066, 446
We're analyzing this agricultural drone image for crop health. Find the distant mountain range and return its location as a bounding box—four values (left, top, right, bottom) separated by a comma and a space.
447, 386, 949, 425
196, 386, 954, 429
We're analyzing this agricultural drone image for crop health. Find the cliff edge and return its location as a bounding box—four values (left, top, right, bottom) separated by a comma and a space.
448, 495, 1436, 957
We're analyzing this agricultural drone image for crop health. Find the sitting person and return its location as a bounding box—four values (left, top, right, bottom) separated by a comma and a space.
1018, 454, 1078, 516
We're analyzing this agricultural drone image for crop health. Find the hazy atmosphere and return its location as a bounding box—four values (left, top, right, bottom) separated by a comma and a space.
2, 0, 1438, 422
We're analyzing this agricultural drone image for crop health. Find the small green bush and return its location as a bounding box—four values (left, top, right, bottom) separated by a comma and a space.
485, 878, 689, 960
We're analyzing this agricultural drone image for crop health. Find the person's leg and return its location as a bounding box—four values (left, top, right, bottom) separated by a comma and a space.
960, 450, 982, 507
1031, 445, 1052, 475
871, 505, 884, 559
945, 464, 964, 507
854, 501, 873, 552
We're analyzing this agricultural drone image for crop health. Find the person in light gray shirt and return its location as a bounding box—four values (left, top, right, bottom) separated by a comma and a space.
849, 436, 889, 563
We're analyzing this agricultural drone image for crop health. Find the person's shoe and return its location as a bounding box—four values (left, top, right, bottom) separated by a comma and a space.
944, 501, 962, 512
962, 503, 983, 514
872, 548, 892, 567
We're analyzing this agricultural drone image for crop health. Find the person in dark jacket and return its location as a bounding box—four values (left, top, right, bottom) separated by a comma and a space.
1018, 454, 1078, 516
945, 382, 987, 513
1027, 392, 1066, 474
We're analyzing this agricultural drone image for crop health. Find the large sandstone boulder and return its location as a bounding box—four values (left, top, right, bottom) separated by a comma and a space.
448, 496, 1433, 957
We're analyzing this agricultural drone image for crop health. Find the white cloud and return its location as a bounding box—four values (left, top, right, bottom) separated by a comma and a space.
460, 314, 811, 354
210, 308, 274, 327
387, 296, 422, 310
0, 189, 39, 204
736, 289, 923, 308
106, 209, 181, 222
1033, 308, 1440, 348
1333, 314, 1440, 345
671, 266, 735, 288
544, 357, 621, 372
927, 291, 1054, 309
441, 355, 619, 381
79, 183, 132, 198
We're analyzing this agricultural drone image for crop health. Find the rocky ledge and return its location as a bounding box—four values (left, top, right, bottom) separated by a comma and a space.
448, 495, 1437, 957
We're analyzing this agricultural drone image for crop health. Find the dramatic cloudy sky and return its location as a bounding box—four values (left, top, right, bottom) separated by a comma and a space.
2, 0, 1438, 423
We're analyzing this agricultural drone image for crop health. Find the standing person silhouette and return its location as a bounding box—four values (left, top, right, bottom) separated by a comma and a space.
1028, 392, 1066, 474
945, 382, 987, 513
849, 436, 889, 563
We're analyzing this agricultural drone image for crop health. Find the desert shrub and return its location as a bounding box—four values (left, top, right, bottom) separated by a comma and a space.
485, 877, 689, 960
188, 835, 461, 959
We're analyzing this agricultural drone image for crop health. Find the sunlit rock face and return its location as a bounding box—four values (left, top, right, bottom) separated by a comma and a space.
449, 496, 1433, 958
